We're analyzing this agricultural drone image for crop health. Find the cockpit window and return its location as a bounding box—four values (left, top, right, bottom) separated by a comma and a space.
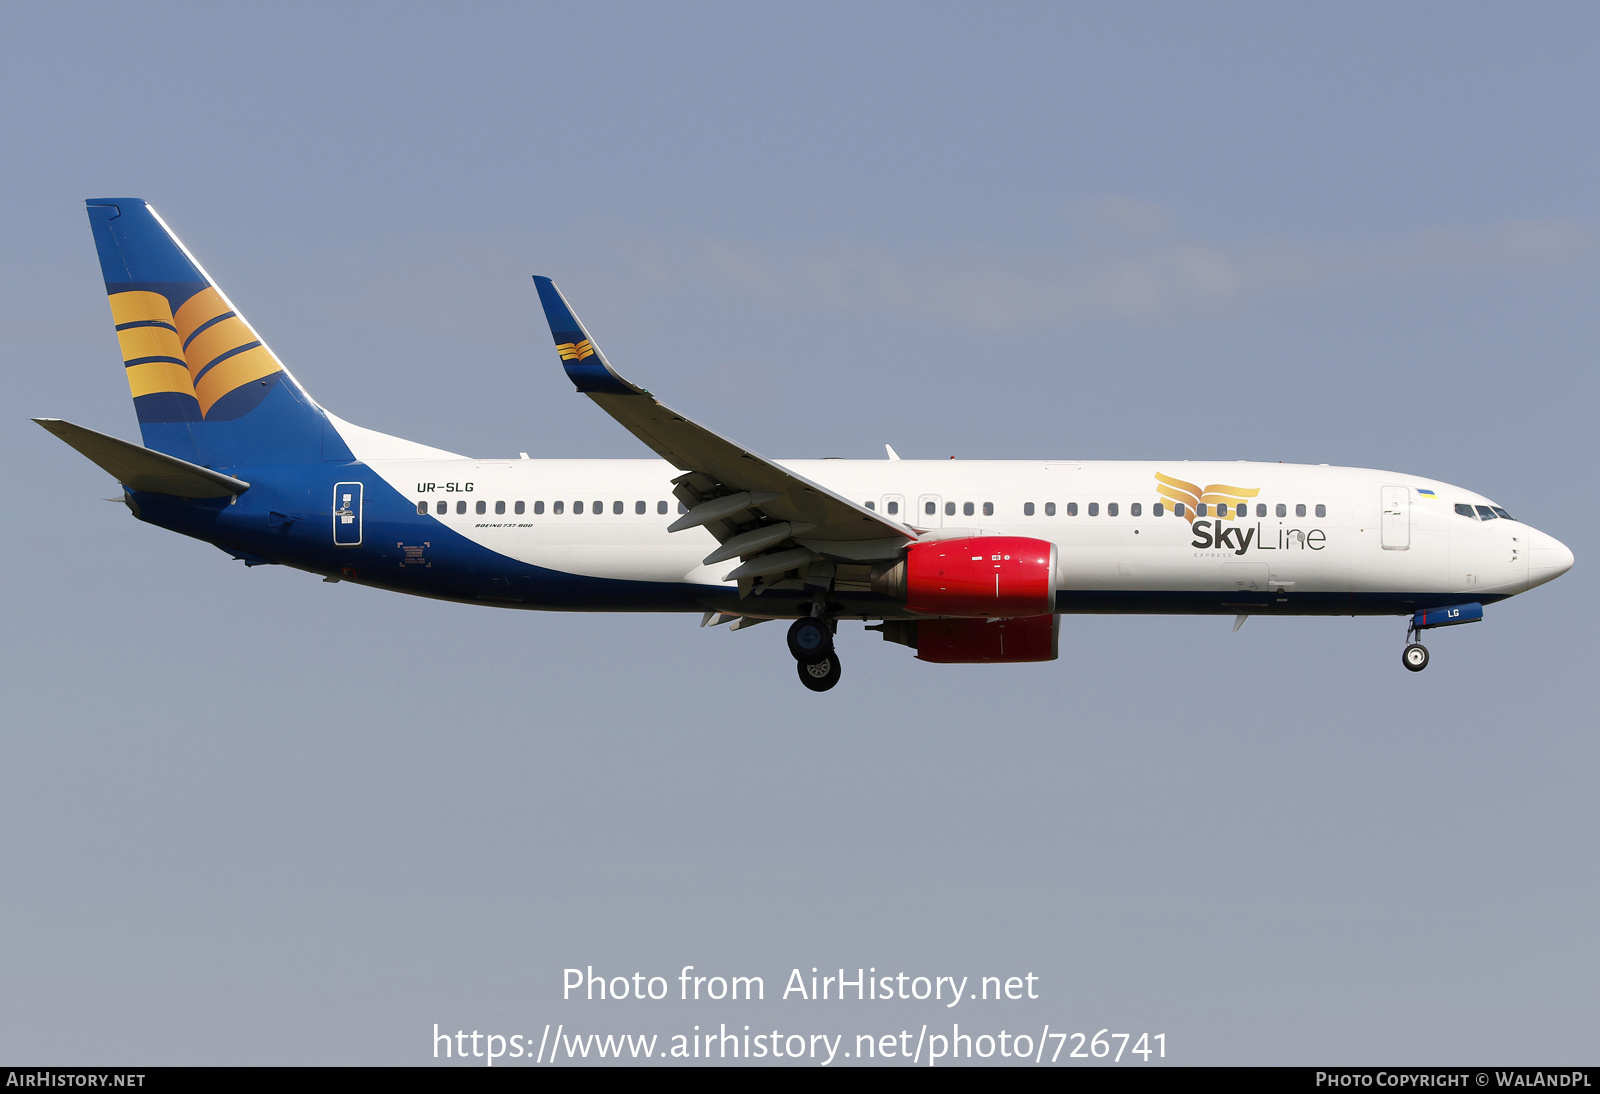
1491, 507, 1515, 521
1454, 503, 1477, 519
1475, 505, 1498, 521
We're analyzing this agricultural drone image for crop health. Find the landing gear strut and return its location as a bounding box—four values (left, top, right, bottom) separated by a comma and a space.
787, 617, 840, 691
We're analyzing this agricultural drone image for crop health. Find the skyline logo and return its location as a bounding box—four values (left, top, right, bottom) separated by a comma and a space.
1154, 473, 1260, 523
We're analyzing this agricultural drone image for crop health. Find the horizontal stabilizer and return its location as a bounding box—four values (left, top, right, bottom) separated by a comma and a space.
34, 418, 250, 498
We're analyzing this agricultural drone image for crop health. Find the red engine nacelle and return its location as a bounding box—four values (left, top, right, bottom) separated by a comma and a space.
915, 614, 1060, 664
887, 536, 1058, 618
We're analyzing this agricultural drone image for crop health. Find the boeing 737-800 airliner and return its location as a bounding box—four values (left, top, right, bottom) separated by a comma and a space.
39, 200, 1574, 691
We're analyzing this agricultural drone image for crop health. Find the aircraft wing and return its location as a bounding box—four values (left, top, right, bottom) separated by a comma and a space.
533, 277, 913, 568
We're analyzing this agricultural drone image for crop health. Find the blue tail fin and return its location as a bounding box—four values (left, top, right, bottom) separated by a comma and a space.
86, 199, 349, 469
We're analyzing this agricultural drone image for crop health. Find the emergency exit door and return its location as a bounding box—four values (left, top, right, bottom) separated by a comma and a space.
1380, 485, 1409, 550
333, 482, 363, 546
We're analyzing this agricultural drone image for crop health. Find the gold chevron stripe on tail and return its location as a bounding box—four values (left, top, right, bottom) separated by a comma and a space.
107, 291, 197, 401
556, 339, 595, 361
172, 286, 283, 415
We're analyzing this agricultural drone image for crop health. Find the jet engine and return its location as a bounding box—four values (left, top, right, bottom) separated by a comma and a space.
873, 536, 1058, 617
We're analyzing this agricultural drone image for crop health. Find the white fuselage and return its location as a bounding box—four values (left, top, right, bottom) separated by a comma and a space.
365, 456, 1572, 611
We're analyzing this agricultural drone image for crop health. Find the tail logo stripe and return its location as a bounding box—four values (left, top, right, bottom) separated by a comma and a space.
173, 287, 229, 343
116, 324, 186, 363
125, 360, 198, 400
184, 315, 259, 373
181, 310, 237, 351
191, 340, 264, 384
193, 345, 280, 415
556, 339, 595, 361
108, 290, 179, 329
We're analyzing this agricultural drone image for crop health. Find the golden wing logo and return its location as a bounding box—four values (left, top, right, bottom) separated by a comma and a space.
1154, 472, 1260, 523
556, 339, 596, 361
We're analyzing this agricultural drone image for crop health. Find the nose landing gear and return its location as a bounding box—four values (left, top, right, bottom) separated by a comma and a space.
1400, 602, 1484, 673
787, 617, 840, 692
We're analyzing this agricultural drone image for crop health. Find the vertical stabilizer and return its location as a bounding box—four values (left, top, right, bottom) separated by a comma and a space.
85, 199, 349, 468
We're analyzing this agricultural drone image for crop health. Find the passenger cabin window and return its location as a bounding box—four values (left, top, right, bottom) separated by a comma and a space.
516, 501, 526, 515
533, 501, 544, 514
555, 501, 565, 514
436, 501, 447, 515
1295, 504, 1307, 517
1197, 503, 1208, 517
963, 502, 974, 516
1475, 505, 1497, 521
1256, 503, 1267, 517
1065, 502, 1076, 516
476, 500, 486, 515
925, 501, 936, 515
1045, 502, 1056, 516
1276, 503, 1287, 518
1024, 502, 1035, 516
865, 501, 875, 510
887, 500, 899, 515
1088, 502, 1099, 516
658, 501, 668, 514
613, 500, 624, 514
1314, 504, 1326, 518
1236, 503, 1247, 518
982, 502, 993, 516
495, 500, 505, 515
945, 502, 955, 516
635, 501, 645, 514
574, 501, 583, 514
1107, 502, 1119, 516
678, 502, 687, 514
1131, 502, 1142, 516
456, 500, 467, 515
1174, 503, 1185, 517
416, 501, 427, 515
593, 500, 603, 515
1153, 502, 1164, 516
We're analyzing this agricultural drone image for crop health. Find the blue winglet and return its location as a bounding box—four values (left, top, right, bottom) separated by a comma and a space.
532, 276, 636, 396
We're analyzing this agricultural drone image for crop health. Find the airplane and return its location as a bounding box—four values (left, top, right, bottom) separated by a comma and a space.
38, 199, 1575, 692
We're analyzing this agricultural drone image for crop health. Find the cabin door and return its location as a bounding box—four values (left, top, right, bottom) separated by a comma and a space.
333, 482, 364, 546
1380, 486, 1409, 550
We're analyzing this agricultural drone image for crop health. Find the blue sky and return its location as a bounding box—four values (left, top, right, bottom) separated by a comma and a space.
3, 1, 1597, 1064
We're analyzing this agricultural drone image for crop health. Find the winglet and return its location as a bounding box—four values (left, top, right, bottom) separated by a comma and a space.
532, 276, 640, 396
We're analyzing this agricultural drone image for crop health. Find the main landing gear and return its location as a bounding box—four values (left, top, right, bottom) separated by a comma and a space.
788, 617, 841, 692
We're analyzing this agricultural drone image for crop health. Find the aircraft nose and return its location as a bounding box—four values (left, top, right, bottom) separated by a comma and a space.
1527, 528, 1575, 590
